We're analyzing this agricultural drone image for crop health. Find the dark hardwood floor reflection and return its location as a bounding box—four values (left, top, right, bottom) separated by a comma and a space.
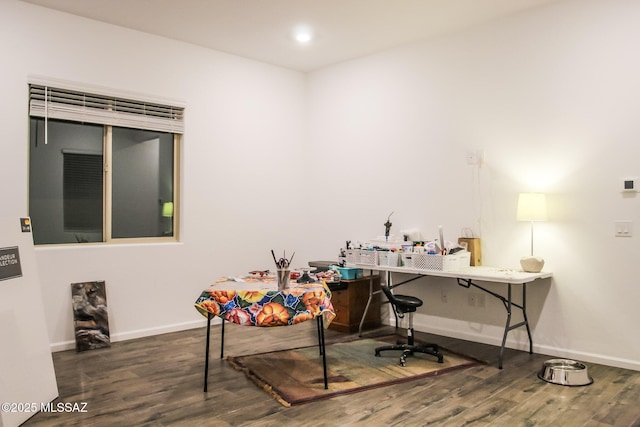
25, 322, 640, 427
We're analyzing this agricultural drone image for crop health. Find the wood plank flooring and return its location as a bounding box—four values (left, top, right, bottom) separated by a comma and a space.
23, 322, 640, 426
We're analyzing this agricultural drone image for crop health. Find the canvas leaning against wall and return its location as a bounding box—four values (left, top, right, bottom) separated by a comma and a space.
71, 281, 110, 351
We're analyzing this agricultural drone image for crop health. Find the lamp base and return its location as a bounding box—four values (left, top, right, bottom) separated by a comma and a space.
520, 256, 544, 273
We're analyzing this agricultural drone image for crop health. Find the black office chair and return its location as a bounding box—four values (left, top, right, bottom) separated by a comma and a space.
375, 284, 444, 366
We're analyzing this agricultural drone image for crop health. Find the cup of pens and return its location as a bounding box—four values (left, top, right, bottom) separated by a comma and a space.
272, 249, 294, 290
276, 268, 290, 290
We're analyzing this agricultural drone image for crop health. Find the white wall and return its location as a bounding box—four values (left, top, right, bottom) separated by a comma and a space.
0, 0, 313, 350
307, 0, 640, 370
1, 0, 639, 371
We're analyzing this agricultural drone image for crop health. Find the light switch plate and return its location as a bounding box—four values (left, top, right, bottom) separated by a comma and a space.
623, 179, 638, 192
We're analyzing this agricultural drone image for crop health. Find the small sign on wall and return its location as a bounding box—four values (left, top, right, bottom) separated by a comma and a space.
0, 246, 22, 281
71, 281, 111, 351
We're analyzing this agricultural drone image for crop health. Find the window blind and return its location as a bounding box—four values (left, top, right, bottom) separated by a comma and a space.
63, 152, 103, 231
29, 85, 184, 134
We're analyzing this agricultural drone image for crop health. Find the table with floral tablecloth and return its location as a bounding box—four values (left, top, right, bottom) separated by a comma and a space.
195, 275, 335, 326
195, 275, 335, 391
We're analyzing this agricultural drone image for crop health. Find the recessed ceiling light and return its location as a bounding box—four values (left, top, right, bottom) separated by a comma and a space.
295, 32, 312, 43
292, 25, 314, 44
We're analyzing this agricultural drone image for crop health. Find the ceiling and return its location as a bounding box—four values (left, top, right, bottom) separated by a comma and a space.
22, 0, 564, 72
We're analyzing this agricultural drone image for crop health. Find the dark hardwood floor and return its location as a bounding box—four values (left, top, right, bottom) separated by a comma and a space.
24, 322, 640, 426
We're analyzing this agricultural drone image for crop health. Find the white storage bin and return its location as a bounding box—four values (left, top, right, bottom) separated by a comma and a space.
401, 253, 414, 268
377, 251, 399, 267
345, 249, 360, 264
358, 250, 378, 265
411, 251, 471, 271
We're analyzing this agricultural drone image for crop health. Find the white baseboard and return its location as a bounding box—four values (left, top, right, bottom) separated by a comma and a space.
52, 314, 639, 372
386, 313, 640, 372
531, 343, 640, 372
50, 318, 210, 353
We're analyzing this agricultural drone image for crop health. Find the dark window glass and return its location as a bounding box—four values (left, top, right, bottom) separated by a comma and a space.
29, 118, 104, 244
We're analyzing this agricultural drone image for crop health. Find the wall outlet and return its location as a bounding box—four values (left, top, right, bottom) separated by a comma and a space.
466, 150, 484, 166
466, 151, 478, 165
615, 220, 633, 237
477, 293, 486, 308
467, 293, 477, 307
441, 289, 448, 303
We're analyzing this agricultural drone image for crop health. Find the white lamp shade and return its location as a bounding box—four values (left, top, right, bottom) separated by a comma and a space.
162, 202, 174, 217
517, 193, 547, 221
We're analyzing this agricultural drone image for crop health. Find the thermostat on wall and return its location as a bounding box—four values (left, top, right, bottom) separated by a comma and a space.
623, 179, 638, 192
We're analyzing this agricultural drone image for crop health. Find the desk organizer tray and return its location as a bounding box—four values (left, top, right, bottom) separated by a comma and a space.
336, 267, 363, 280
402, 251, 471, 271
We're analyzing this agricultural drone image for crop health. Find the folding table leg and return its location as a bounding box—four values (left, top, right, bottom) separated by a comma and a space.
220, 318, 225, 359
317, 316, 328, 389
317, 315, 323, 356
204, 313, 212, 392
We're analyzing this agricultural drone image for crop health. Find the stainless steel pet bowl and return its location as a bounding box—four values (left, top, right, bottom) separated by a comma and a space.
538, 359, 593, 386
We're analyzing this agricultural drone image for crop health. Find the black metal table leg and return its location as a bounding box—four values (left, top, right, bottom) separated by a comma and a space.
498, 284, 513, 369
204, 313, 212, 392
522, 283, 533, 354
204, 316, 226, 392
220, 318, 225, 359
457, 278, 532, 370
317, 314, 323, 355
317, 315, 328, 389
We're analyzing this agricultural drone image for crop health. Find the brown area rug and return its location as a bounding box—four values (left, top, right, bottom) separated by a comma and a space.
227, 337, 483, 406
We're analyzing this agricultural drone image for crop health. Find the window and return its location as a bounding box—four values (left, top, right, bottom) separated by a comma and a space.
28, 83, 183, 245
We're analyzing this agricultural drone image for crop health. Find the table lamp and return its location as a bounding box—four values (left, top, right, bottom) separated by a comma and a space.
162, 202, 174, 235
162, 202, 174, 218
517, 192, 547, 272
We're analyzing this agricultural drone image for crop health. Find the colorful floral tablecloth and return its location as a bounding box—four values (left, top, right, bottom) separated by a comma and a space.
194, 276, 335, 327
